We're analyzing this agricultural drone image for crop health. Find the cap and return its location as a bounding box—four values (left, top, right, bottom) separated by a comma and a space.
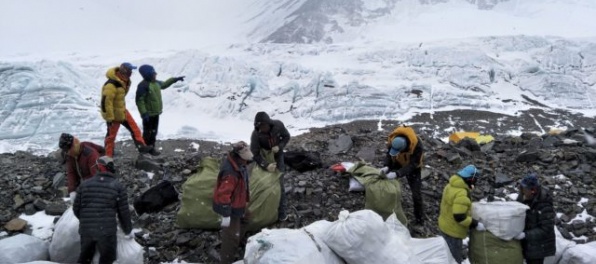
520, 173, 540, 189
457, 165, 478, 179
120, 62, 137, 70
232, 141, 253, 161
389, 137, 406, 156
59, 133, 74, 151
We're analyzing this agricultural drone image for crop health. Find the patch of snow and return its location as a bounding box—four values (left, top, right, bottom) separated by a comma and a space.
577, 198, 589, 208
174, 148, 184, 152
554, 174, 568, 180
0, 231, 7, 237
557, 212, 564, 219
570, 209, 594, 223
189, 142, 200, 151
161, 259, 196, 264
146, 172, 155, 180
555, 184, 561, 190
508, 193, 519, 201
562, 139, 580, 144
19, 211, 56, 241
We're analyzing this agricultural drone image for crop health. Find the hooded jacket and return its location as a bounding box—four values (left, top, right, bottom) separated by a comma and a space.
135, 65, 176, 117
250, 112, 291, 169
438, 175, 477, 239
383, 126, 424, 176
65, 141, 104, 193
517, 187, 556, 259
101, 67, 132, 122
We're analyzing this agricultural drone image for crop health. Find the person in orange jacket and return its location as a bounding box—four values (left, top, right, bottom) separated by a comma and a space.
100, 62, 152, 157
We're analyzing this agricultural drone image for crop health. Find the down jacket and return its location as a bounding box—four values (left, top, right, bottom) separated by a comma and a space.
73, 172, 132, 237
100, 67, 132, 122
517, 187, 556, 259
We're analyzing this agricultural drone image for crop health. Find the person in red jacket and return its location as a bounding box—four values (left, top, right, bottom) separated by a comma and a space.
58, 133, 104, 201
212, 141, 253, 264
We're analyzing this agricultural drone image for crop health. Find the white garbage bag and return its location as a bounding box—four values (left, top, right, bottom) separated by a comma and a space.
324, 210, 420, 264
0, 234, 50, 263
472, 201, 529, 240
244, 227, 344, 264
49, 207, 80, 263
559, 241, 596, 264
348, 177, 365, 192
20, 261, 61, 264
411, 237, 458, 264
545, 227, 577, 264
92, 227, 144, 264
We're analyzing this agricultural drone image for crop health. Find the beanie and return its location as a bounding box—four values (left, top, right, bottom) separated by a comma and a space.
139, 65, 156, 81
457, 165, 478, 179
521, 173, 540, 189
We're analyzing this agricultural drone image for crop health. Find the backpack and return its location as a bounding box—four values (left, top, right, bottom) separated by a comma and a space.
133, 181, 179, 215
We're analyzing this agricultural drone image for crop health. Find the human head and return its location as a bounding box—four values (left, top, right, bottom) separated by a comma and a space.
389, 137, 407, 156
58, 133, 74, 151
119, 62, 137, 77
457, 164, 479, 187
139, 64, 156, 81
254, 111, 271, 133
232, 141, 253, 161
97, 156, 116, 173
520, 173, 540, 200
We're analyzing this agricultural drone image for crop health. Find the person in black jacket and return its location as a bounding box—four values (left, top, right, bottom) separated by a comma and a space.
73, 156, 133, 264
514, 174, 556, 264
381, 125, 425, 225
250, 111, 291, 221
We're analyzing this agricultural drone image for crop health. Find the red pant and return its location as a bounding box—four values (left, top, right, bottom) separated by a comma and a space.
104, 110, 146, 157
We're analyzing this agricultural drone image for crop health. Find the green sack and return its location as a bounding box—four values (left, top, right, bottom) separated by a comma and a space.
176, 157, 222, 229
349, 162, 408, 225
469, 230, 523, 264
246, 150, 282, 232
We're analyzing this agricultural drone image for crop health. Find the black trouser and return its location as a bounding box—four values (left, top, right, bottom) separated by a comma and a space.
142, 115, 160, 146
277, 152, 287, 218
440, 231, 463, 264
406, 167, 424, 223
220, 217, 246, 264
78, 234, 117, 264
526, 259, 544, 264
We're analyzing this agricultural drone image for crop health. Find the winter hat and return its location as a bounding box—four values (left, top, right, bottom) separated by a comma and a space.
232, 141, 253, 161
457, 165, 478, 179
119, 62, 137, 77
389, 137, 407, 156
520, 173, 540, 189
139, 65, 156, 80
59, 133, 74, 151
97, 156, 116, 173
254, 111, 271, 127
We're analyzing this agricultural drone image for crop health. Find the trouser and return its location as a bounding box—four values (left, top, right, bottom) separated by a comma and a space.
440, 231, 463, 264
78, 234, 117, 264
104, 110, 146, 157
277, 152, 287, 218
220, 217, 246, 264
142, 115, 160, 146
406, 167, 424, 223
526, 259, 544, 264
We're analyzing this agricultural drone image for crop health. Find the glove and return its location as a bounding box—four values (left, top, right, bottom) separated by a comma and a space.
175, 76, 185, 82
266, 163, 277, 172
141, 113, 150, 122
476, 222, 486, 231
69, 192, 76, 202
514, 232, 525, 240
271, 146, 280, 153
221, 216, 231, 228
124, 232, 134, 240
386, 172, 397, 179
106, 121, 113, 127
380, 167, 389, 174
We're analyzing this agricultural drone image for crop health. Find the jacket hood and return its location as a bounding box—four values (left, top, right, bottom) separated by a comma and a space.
139, 65, 155, 81
254, 111, 271, 126
448, 175, 470, 190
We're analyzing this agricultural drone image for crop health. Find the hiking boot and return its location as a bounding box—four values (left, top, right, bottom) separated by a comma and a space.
148, 147, 161, 156
137, 145, 153, 154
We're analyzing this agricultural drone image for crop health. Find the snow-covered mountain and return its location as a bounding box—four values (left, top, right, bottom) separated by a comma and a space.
1, 0, 595, 153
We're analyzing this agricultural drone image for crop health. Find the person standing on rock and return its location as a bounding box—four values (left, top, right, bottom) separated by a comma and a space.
250, 111, 291, 221
514, 174, 556, 264
58, 133, 105, 202
135, 64, 185, 156
438, 164, 485, 264
381, 125, 425, 225
73, 156, 133, 264
101, 62, 152, 157
212, 141, 254, 264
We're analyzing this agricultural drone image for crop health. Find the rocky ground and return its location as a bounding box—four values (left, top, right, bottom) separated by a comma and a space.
1, 108, 595, 264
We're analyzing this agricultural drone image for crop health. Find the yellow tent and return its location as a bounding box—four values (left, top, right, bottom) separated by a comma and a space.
449, 132, 494, 144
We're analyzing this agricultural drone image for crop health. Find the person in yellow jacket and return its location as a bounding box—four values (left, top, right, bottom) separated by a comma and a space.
100, 62, 152, 157
438, 165, 486, 264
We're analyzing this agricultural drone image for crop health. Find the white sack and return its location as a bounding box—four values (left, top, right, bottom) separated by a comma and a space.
411, 237, 458, 264
559, 241, 596, 264
324, 210, 420, 264
21, 262, 61, 264
92, 227, 144, 264
472, 201, 529, 240
0, 234, 50, 263
348, 177, 365, 192
544, 227, 577, 264
49, 207, 80, 263
244, 227, 344, 264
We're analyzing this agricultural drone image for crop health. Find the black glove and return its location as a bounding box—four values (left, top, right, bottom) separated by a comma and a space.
175, 76, 185, 82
